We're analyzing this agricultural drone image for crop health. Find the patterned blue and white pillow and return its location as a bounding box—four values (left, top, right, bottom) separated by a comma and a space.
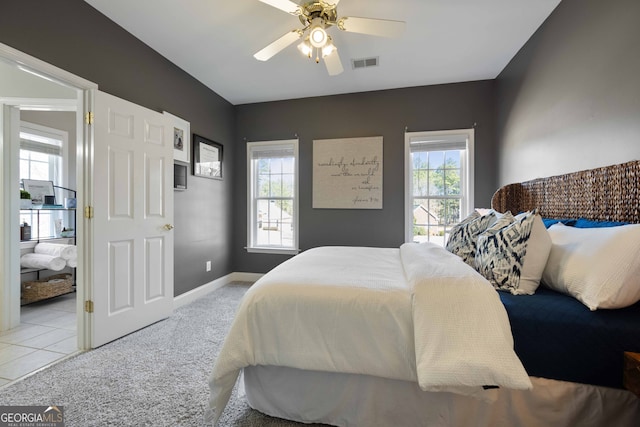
475, 210, 536, 294
446, 210, 497, 266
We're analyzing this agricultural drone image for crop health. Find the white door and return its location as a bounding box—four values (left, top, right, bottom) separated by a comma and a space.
91, 90, 174, 347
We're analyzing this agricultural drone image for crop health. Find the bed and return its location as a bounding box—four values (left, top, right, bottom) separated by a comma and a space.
206, 160, 640, 426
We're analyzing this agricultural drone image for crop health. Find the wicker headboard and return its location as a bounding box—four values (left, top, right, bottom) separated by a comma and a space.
491, 160, 640, 224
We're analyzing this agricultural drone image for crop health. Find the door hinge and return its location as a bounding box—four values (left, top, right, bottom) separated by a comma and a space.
85, 111, 94, 125
84, 206, 94, 219
84, 300, 94, 313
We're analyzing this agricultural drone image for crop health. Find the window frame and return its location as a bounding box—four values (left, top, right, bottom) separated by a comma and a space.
246, 139, 299, 255
19, 120, 69, 187
404, 128, 474, 244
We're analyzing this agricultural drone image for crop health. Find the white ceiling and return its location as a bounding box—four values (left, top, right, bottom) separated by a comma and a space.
84, 0, 561, 105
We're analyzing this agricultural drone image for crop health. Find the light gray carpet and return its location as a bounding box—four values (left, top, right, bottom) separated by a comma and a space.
0, 283, 327, 426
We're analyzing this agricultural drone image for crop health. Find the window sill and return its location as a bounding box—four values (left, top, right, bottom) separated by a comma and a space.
246, 247, 300, 255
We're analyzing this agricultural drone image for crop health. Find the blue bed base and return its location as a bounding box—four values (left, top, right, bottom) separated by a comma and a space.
499, 287, 640, 389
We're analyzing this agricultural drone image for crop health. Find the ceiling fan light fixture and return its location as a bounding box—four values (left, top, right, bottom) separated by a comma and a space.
322, 37, 336, 57
297, 38, 313, 57
309, 18, 328, 48
256, 0, 405, 77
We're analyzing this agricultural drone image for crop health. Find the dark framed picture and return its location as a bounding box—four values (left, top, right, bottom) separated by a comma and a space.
193, 134, 222, 180
174, 163, 188, 190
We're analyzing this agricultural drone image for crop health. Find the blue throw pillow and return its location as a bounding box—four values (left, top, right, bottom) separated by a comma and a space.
573, 218, 629, 228
542, 218, 577, 228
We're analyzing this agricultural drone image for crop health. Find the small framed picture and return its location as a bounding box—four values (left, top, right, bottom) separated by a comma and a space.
193, 134, 223, 180
164, 111, 190, 163
23, 179, 55, 205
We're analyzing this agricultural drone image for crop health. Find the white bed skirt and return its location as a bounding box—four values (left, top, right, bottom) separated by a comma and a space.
243, 366, 640, 427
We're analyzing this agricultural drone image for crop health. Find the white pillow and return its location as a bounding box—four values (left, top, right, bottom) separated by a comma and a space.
518, 214, 552, 294
542, 223, 640, 310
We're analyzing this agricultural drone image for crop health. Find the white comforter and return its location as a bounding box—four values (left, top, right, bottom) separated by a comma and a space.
206, 243, 531, 424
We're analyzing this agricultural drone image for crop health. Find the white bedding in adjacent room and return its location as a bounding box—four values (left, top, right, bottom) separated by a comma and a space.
206, 243, 531, 424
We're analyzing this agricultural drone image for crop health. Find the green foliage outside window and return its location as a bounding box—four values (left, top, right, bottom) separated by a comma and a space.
412, 151, 462, 226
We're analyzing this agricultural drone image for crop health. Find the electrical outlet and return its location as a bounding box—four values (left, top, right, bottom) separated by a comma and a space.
206, 261, 212, 272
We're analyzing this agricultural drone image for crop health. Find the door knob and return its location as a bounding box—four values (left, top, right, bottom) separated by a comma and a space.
164, 224, 174, 230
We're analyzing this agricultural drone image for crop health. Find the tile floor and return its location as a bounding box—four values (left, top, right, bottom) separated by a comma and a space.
0, 293, 77, 387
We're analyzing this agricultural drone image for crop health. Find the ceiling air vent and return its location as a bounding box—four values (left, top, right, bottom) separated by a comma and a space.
351, 57, 379, 70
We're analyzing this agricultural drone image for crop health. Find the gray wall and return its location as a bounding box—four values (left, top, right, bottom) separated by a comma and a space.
11, 0, 616, 279
0, 0, 235, 296
496, 0, 640, 185
233, 81, 498, 273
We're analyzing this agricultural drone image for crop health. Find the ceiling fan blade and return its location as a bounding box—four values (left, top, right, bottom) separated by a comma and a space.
324, 50, 344, 76
258, 0, 301, 15
254, 30, 302, 61
338, 16, 406, 38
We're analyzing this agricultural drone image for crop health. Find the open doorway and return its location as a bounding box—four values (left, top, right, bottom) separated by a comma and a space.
1, 42, 175, 379
0, 114, 78, 386
0, 43, 95, 386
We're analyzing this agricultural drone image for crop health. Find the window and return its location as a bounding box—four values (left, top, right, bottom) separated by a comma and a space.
20, 122, 65, 184
19, 121, 68, 238
405, 129, 474, 246
247, 139, 299, 254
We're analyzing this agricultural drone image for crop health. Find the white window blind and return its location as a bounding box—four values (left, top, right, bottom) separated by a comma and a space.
20, 138, 63, 156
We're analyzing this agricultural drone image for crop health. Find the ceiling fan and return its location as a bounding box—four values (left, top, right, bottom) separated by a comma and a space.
254, 0, 406, 76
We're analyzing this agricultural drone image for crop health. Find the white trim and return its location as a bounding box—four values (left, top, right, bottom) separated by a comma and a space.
246, 247, 300, 255
404, 128, 475, 243
404, 131, 411, 243
1, 105, 22, 330
231, 272, 264, 282
172, 272, 263, 309
0, 98, 78, 111
0, 43, 97, 91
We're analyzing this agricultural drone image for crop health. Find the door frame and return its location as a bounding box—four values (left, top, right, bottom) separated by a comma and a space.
0, 42, 97, 350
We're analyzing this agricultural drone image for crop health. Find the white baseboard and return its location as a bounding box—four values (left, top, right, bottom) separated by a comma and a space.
173, 272, 263, 309
230, 272, 264, 283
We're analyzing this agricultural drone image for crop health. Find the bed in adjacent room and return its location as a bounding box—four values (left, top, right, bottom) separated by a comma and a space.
206, 160, 640, 426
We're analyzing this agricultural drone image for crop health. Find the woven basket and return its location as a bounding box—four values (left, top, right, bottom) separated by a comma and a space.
21, 273, 74, 305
